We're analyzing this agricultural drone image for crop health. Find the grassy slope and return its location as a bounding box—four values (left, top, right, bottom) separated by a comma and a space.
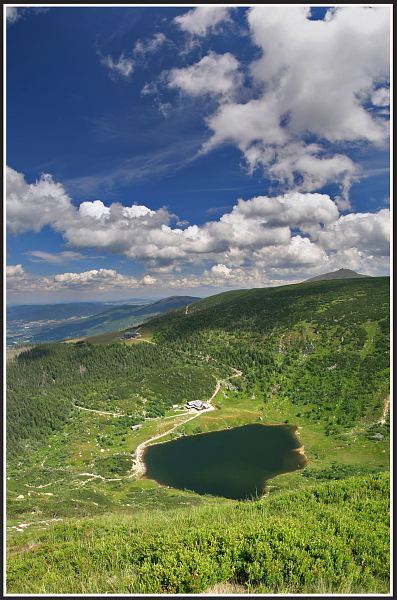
7, 473, 389, 594
6, 278, 390, 593
146, 277, 389, 331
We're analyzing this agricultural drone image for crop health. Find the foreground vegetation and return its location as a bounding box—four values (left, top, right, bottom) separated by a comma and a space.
6, 277, 390, 593
7, 473, 389, 594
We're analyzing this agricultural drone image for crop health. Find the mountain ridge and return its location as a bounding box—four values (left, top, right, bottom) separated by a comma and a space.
304, 268, 371, 282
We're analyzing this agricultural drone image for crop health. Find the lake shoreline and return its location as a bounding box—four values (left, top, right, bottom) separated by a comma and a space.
143, 422, 307, 501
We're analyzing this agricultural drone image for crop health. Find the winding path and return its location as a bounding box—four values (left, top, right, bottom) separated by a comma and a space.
75, 472, 123, 484
130, 366, 243, 479
74, 404, 124, 417
379, 395, 390, 425
130, 380, 221, 478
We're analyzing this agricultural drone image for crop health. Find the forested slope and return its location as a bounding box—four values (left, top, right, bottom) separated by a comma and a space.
8, 278, 389, 459
146, 278, 390, 433
7, 342, 215, 460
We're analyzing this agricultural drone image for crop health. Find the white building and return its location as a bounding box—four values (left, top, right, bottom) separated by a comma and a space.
186, 400, 209, 411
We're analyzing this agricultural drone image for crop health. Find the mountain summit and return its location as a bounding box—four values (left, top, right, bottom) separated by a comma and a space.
305, 268, 370, 282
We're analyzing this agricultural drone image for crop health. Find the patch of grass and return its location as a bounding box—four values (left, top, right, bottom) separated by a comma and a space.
6, 473, 390, 594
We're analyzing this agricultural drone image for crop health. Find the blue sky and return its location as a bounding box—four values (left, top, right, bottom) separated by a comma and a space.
6, 5, 390, 303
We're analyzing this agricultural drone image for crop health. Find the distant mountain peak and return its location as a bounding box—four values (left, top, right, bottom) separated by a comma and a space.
305, 268, 370, 283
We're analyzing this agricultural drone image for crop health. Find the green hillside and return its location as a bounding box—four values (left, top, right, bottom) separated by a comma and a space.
145, 277, 390, 433
6, 277, 390, 594
7, 473, 389, 594
7, 342, 215, 460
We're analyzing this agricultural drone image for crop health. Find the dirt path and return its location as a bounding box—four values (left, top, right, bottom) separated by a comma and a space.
130, 380, 221, 478
379, 395, 390, 425
230, 368, 242, 378
160, 412, 191, 420
130, 367, 243, 479
25, 481, 64, 489
74, 405, 124, 417
74, 472, 123, 485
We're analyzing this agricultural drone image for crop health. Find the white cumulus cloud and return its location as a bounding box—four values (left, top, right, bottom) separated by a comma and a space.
168, 52, 241, 98
7, 167, 390, 293
210, 264, 232, 278
52, 268, 138, 290
197, 6, 390, 200
6, 166, 75, 234
371, 87, 390, 107
6, 264, 25, 278
142, 274, 157, 285
174, 7, 231, 37
316, 209, 390, 256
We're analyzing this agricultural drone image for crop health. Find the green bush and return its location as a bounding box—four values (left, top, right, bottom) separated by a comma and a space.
7, 474, 390, 594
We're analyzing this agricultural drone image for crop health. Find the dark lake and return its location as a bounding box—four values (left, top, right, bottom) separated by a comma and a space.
143, 423, 307, 500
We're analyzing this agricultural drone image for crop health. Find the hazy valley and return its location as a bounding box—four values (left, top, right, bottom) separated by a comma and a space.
6, 296, 199, 346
